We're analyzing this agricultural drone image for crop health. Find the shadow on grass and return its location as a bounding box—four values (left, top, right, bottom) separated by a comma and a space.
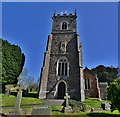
23, 92, 38, 98
87, 112, 120, 117
10, 92, 17, 96
10, 92, 38, 98
52, 110, 61, 112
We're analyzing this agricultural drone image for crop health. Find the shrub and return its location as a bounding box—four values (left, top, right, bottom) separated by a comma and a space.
69, 99, 86, 112
107, 79, 120, 112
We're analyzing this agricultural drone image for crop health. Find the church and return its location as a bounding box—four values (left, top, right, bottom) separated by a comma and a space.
39, 10, 85, 101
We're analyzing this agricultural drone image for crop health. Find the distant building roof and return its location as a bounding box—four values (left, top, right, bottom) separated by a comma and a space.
84, 67, 95, 79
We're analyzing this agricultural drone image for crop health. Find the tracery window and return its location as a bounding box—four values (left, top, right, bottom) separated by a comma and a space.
57, 58, 69, 76
85, 79, 90, 89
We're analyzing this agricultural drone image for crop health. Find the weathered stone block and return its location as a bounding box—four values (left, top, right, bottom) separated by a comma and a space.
32, 106, 50, 116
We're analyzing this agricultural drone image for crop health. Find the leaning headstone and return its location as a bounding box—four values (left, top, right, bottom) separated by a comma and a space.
63, 93, 72, 113
101, 102, 111, 111
32, 106, 50, 116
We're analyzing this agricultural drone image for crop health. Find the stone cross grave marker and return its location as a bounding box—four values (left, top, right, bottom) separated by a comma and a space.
13, 84, 25, 115
64, 93, 70, 107
63, 93, 72, 113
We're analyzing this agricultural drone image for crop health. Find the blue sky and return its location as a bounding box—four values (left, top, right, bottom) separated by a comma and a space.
2, 2, 118, 80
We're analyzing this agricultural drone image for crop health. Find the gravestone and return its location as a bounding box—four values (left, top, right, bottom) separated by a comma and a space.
63, 93, 72, 113
101, 102, 111, 111
14, 86, 22, 114
22, 89, 28, 96
5, 88, 10, 97
11, 84, 25, 115
32, 106, 50, 116
5, 84, 17, 97
64, 93, 70, 107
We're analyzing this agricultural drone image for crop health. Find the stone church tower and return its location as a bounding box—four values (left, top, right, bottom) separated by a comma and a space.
39, 10, 85, 101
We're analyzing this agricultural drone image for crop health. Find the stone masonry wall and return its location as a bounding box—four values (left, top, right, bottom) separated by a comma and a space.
46, 33, 81, 100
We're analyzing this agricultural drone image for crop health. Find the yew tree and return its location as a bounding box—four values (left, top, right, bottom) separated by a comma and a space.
0, 38, 25, 85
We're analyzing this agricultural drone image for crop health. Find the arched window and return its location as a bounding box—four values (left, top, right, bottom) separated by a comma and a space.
85, 79, 90, 89
62, 22, 68, 30
57, 58, 69, 76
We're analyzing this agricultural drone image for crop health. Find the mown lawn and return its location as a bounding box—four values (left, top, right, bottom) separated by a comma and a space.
1, 92, 43, 107
84, 98, 109, 108
51, 105, 89, 116
51, 106, 120, 117
1, 93, 120, 116
51, 98, 120, 116
51, 105, 120, 117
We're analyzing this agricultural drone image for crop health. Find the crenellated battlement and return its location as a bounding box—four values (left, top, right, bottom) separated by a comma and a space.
52, 9, 77, 33
53, 9, 76, 17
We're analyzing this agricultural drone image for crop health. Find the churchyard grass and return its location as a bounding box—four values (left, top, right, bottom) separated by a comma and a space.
51, 105, 89, 116
1, 94, 16, 107
51, 105, 120, 116
84, 98, 109, 108
1, 92, 43, 107
1, 93, 120, 116
51, 98, 120, 116
1, 92, 43, 115
51, 106, 63, 115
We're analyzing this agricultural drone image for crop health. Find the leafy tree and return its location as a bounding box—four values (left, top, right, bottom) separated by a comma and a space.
107, 79, 120, 112
35, 77, 40, 87
18, 68, 28, 88
19, 68, 36, 91
27, 76, 35, 91
91, 65, 118, 84
1, 38, 25, 85
29, 83, 38, 92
